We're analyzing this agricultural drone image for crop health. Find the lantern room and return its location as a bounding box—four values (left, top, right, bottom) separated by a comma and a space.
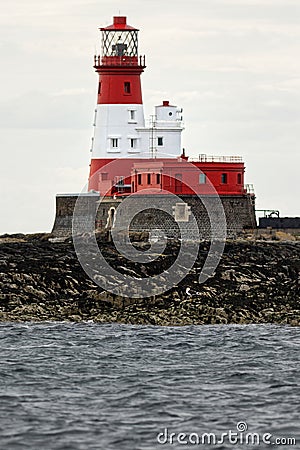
99, 16, 141, 66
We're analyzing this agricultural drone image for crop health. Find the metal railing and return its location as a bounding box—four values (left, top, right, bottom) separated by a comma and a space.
189, 154, 243, 163
245, 184, 255, 194
94, 55, 146, 67
144, 119, 183, 128
256, 209, 280, 218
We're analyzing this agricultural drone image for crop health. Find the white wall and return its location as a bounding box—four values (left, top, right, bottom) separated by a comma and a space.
92, 102, 184, 159
92, 104, 145, 158
137, 127, 183, 158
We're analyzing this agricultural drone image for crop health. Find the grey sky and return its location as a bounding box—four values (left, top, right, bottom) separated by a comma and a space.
0, 0, 299, 233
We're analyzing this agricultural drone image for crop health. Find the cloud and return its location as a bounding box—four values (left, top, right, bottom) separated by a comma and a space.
0, 90, 94, 129
258, 78, 300, 93
1, 0, 299, 233
52, 88, 92, 97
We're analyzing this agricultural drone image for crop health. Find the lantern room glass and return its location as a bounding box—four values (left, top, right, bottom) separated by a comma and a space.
101, 30, 139, 57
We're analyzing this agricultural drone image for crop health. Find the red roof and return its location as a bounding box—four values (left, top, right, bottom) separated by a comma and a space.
100, 16, 138, 31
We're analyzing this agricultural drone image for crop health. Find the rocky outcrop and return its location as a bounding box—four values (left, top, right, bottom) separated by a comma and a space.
0, 234, 299, 325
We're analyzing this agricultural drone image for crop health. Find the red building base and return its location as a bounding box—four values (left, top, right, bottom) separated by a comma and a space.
88, 154, 246, 197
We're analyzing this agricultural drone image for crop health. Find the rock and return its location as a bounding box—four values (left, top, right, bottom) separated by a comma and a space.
221, 269, 236, 281
0, 235, 299, 325
239, 284, 251, 292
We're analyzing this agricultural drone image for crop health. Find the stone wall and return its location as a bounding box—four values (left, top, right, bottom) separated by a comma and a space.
52, 193, 256, 239
112, 195, 256, 240
52, 194, 100, 237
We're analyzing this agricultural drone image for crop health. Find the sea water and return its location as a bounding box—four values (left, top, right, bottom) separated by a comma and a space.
0, 323, 299, 450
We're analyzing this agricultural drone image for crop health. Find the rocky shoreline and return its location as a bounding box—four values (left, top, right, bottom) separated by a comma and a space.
0, 234, 299, 326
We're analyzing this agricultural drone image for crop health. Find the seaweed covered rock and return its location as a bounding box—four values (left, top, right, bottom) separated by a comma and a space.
0, 234, 299, 325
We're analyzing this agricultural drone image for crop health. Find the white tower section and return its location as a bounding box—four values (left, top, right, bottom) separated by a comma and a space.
91, 100, 184, 159
91, 104, 146, 157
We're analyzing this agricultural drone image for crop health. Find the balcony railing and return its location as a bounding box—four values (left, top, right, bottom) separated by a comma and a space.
189, 154, 243, 163
94, 55, 146, 67
144, 119, 183, 128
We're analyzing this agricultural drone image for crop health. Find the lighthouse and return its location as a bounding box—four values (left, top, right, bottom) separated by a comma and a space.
52, 15, 256, 238
91, 16, 146, 159
88, 16, 184, 193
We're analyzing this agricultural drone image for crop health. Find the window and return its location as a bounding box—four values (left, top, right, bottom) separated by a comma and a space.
147, 173, 151, 184
199, 173, 206, 184
156, 174, 161, 185
175, 173, 182, 193
124, 82, 131, 94
138, 174, 142, 185
237, 173, 242, 184
101, 172, 108, 181
98, 82, 101, 95
111, 138, 119, 148
130, 138, 136, 149
221, 173, 228, 184
158, 137, 163, 146
129, 110, 136, 121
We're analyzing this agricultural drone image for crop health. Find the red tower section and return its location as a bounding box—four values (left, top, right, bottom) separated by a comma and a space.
94, 16, 146, 105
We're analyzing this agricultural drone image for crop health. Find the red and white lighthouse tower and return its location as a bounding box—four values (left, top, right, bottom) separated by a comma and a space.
89, 16, 146, 189
88, 16, 184, 193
